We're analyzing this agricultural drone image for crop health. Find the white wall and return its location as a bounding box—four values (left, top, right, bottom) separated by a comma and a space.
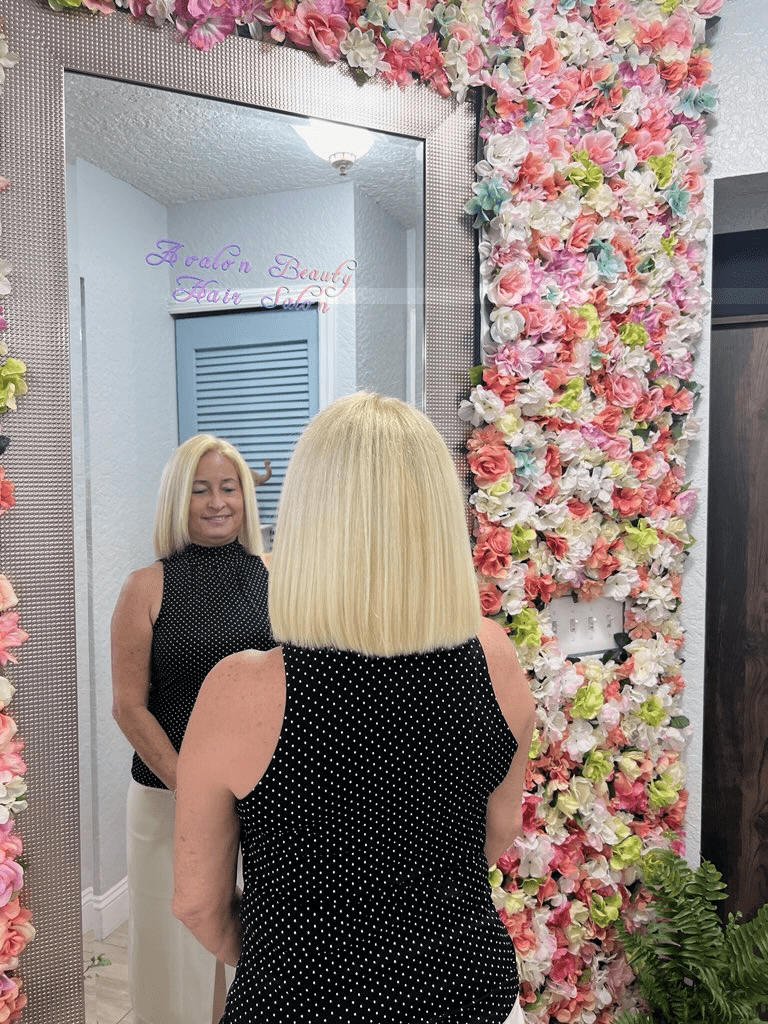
681, 0, 768, 865
167, 184, 358, 398
353, 187, 408, 399
69, 159, 178, 919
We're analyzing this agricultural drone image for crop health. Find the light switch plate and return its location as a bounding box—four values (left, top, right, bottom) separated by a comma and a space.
548, 595, 624, 658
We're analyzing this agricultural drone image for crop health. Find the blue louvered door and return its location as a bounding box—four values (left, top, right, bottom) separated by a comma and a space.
175, 307, 319, 527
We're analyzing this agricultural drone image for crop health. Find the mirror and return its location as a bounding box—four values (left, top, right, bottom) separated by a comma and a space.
65, 71, 425, 1015
6, 3, 476, 1019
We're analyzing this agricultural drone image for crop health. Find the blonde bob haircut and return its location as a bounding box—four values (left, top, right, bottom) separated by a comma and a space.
269, 392, 481, 656
153, 434, 263, 559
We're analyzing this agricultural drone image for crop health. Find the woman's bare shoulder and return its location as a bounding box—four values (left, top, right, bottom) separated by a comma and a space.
112, 561, 164, 626
199, 647, 285, 716
477, 617, 535, 723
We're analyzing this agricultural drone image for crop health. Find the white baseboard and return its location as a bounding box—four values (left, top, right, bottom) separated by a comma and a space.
82, 876, 129, 941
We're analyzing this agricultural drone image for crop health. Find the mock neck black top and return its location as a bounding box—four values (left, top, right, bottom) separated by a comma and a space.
223, 638, 520, 1024
131, 540, 275, 789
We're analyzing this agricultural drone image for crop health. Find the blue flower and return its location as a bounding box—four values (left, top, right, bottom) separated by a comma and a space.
464, 178, 509, 228
589, 239, 626, 282
665, 185, 690, 218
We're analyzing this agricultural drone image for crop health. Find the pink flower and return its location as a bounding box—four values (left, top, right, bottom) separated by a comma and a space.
0, 716, 16, 751
467, 444, 513, 487
0, 469, 15, 516
0, 615, 28, 667
583, 130, 617, 167
288, 2, 348, 61
0, 181, 9, 195
0, 899, 34, 971
487, 260, 532, 307
81, 0, 115, 12
607, 373, 644, 409
174, 0, 236, 50
478, 583, 503, 616
0, 862, 23, 910
0, 973, 26, 1023
0, 579, 17, 615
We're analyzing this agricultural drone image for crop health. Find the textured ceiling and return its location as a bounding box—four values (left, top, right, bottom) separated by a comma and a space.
64, 73, 424, 227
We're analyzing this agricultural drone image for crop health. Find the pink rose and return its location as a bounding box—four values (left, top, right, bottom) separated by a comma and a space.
478, 583, 502, 616
0, 899, 34, 971
289, 3, 348, 61
0, 468, 15, 516
487, 260, 532, 307
583, 130, 617, 167
0, 715, 17, 750
607, 373, 644, 409
467, 444, 512, 487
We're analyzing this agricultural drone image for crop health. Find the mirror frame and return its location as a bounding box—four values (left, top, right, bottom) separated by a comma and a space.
2, 1, 477, 1019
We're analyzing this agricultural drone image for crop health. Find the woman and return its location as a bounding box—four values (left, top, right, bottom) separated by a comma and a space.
111, 433, 276, 1024
173, 394, 536, 1024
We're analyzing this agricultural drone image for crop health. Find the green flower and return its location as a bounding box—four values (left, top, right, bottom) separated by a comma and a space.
0, 357, 28, 413
574, 303, 601, 340
619, 322, 649, 348
660, 232, 677, 257
553, 377, 584, 412
571, 681, 604, 720
658, 0, 680, 10
583, 748, 613, 782
509, 524, 536, 558
623, 519, 659, 556
647, 154, 675, 189
48, 0, 82, 8
521, 876, 544, 896
504, 890, 526, 914
638, 695, 666, 727
488, 866, 504, 888
649, 771, 680, 809
529, 729, 542, 759
567, 151, 603, 196
509, 607, 541, 648
589, 891, 622, 927
610, 834, 643, 871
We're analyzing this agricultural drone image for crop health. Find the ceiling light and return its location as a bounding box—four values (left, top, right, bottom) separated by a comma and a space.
294, 119, 374, 176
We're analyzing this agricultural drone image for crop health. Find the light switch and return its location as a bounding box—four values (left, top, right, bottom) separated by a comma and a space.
548, 595, 624, 657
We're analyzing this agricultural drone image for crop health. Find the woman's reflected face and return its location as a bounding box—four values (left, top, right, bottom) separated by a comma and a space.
187, 450, 244, 546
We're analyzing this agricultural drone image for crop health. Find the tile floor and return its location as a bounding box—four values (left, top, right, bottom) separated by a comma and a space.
83, 921, 136, 1024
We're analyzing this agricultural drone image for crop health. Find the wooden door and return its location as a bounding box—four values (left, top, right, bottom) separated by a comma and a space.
703, 320, 768, 922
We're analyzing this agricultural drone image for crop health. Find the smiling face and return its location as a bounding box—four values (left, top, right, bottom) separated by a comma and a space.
187, 449, 245, 547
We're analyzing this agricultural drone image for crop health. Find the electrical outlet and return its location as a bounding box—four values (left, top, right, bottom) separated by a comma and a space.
548, 595, 624, 657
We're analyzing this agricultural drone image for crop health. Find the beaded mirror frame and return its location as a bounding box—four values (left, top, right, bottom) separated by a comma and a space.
1, 1, 476, 1019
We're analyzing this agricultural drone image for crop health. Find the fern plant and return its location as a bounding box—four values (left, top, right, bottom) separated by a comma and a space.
614, 849, 768, 1024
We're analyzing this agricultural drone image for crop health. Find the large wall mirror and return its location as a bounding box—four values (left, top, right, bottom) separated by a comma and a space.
3, 1, 477, 1020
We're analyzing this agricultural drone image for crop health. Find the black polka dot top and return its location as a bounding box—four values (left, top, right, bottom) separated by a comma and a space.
131, 540, 275, 789
223, 637, 520, 1024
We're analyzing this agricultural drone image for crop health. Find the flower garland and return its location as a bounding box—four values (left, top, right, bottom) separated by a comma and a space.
0, 24, 34, 1023
460, 2, 722, 1021
33, 0, 722, 1019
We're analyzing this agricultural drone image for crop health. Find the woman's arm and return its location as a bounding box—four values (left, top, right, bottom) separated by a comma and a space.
111, 564, 180, 791
173, 645, 285, 965
479, 617, 537, 867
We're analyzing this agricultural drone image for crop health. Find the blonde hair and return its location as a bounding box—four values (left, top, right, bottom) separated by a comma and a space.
153, 434, 263, 558
269, 392, 480, 656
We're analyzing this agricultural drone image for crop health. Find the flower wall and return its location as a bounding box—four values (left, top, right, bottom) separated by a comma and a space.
0, 22, 35, 1022
19, 0, 722, 1019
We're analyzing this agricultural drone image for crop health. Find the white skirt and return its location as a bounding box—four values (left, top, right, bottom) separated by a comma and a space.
127, 780, 234, 1024
502, 1000, 527, 1024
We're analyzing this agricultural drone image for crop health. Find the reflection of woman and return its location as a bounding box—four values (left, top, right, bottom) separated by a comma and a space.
174, 393, 536, 1024
111, 434, 276, 1024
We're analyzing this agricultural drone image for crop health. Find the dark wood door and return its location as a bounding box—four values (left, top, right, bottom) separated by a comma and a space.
703, 320, 768, 922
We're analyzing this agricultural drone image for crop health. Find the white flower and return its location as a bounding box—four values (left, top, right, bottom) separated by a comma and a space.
458, 386, 505, 426
0, 677, 14, 709
489, 306, 525, 343
340, 27, 389, 77
562, 719, 601, 759
386, 1, 433, 43
476, 131, 529, 178
147, 0, 175, 25
517, 833, 554, 877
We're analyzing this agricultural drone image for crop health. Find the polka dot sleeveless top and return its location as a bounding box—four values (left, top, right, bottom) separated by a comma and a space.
223, 637, 520, 1024
132, 540, 275, 789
